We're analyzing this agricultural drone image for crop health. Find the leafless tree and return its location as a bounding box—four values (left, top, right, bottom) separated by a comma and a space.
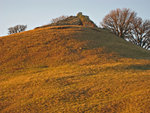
130, 17, 150, 49
101, 8, 150, 50
101, 8, 136, 38
8, 25, 27, 34
51, 15, 68, 23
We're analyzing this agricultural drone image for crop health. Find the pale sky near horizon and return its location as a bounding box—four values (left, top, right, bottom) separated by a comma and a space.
1, 0, 150, 36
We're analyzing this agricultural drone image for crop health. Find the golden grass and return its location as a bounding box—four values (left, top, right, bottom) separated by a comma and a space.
0, 25, 150, 112
0, 25, 149, 73
0, 59, 150, 113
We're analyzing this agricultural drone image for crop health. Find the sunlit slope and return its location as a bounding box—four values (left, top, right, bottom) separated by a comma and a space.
0, 25, 149, 73
0, 25, 150, 113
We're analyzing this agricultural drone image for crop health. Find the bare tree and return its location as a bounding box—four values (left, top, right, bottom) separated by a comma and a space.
101, 8, 150, 50
101, 8, 136, 38
8, 25, 27, 34
130, 17, 150, 49
51, 15, 68, 23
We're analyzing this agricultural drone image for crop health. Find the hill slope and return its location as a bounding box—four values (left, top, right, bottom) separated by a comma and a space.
0, 25, 150, 113
0, 25, 150, 73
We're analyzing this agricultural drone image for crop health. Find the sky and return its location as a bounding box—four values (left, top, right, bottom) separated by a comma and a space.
1, 0, 150, 36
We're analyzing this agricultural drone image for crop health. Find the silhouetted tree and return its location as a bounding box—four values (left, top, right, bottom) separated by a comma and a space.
130, 17, 150, 49
101, 8, 150, 50
51, 15, 68, 23
8, 25, 27, 34
101, 8, 136, 39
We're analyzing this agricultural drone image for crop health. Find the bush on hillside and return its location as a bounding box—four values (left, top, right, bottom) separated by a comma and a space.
51, 15, 68, 24
8, 25, 27, 34
51, 16, 82, 26
36, 16, 82, 29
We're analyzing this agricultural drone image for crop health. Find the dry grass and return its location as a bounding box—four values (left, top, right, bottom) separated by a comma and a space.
0, 25, 150, 112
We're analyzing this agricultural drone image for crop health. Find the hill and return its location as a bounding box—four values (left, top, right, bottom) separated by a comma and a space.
0, 25, 150, 113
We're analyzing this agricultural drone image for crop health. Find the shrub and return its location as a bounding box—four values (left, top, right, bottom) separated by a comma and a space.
8, 25, 27, 34
51, 15, 68, 24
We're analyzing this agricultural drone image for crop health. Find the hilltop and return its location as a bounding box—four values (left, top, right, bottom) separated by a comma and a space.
0, 24, 150, 112
35, 12, 97, 29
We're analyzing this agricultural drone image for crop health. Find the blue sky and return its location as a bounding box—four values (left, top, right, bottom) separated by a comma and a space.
1, 0, 150, 36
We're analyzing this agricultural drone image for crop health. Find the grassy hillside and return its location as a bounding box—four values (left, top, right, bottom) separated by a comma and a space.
0, 25, 150, 113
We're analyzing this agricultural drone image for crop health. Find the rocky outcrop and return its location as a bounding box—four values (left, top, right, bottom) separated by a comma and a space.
35, 12, 97, 29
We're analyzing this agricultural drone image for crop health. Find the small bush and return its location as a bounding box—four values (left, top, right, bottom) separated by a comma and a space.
51, 15, 68, 24
8, 25, 27, 34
